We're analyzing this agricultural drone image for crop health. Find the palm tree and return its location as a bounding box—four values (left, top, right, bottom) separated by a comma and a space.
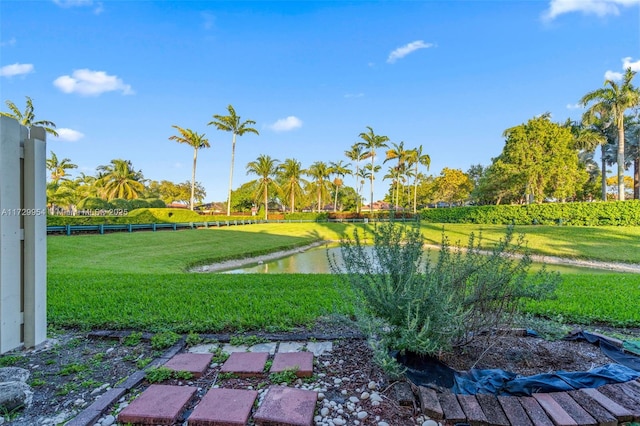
357, 126, 389, 215
306, 161, 332, 212
169, 125, 211, 210
361, 162, 381, 211
345, 144, 366, 213
1, 96, 59, 136
406, 145, 431, 213
208, 105, 259, 215
246, 154, 280, 220
581, 68, 640, 200
569, 115, 610, 201
46, 151, 78, 183
384, 141, 409, 210
329, 160, 351, 212
278, 158, 307, 213
96, 159, 145, 200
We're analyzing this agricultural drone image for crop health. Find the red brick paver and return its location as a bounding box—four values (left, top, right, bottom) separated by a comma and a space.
253, 386, 317, 426
220, 351, 268, 377
270, 351, 314, 378
165, 353, 214, 378
117, 384, 196, 425
188, 388, 258, 426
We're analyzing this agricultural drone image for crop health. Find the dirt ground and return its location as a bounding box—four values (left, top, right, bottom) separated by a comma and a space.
2, 318, 639, 425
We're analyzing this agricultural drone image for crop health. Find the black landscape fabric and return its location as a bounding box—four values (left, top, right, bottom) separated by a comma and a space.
399, 331, 640, 396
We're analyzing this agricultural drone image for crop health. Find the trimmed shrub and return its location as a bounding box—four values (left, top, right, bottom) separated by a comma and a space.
420, 201, 640, 226
284, 212, 329, 221
77, 197, 112, 211
109, 198, 131, 211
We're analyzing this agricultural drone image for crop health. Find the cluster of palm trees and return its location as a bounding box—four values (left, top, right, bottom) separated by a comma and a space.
579, 68, 640, 200
170, 104, 259, 212
238, 126, 431, 219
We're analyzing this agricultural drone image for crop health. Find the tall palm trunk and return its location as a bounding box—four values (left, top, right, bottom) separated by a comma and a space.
413, 164, 419, 213
634, 157, 639, 199
191, 147, 198, 210
289, 188, 295, 213
369, 158, 374, 215
601, 145, 607, 201
227, 133, 237, 216
264, 185, 269, 220
617, 121, 625, 201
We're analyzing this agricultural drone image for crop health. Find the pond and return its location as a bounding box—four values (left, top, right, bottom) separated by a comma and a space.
219, 245, 606, 274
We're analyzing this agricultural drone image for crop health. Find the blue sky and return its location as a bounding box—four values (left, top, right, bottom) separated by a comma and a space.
1, 0, 639, 203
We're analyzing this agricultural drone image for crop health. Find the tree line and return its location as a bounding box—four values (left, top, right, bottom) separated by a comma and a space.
2, 68, 638, 215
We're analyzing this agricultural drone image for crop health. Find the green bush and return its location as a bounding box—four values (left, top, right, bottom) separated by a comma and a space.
77, 197, 112, 211
332, 222, 559, 358
110, 198, 131, 211
420, 201, 640, 226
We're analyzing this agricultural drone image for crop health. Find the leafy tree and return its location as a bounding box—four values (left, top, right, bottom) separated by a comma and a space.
495, 115, 586, 204
606, 175, 634, 199
208, 104, 259, 215
46, 151, 77, 183
581, 68, 640, 200
406, 145, 431, 213
96, 159, 145, 200
246, 154, 280, 220
357, 126, 389, 214
168, 125, 210, 210
345, 144, 366, 213
329, 160, 351, 212
230, 181, 259, 213
433, 168, 473, 206
1, 96, 58, 136
278, 158, 307, 213
306, 161, 332, 212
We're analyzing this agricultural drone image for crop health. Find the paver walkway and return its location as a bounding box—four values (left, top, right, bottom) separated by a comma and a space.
117, 341, 326, 425
114, 338, 640, 426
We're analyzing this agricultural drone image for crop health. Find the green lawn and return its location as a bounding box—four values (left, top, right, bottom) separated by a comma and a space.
47, 223, 640, 331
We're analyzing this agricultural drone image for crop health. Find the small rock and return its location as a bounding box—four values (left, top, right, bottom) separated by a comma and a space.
73, 398, 85, 406
349, 396, 359, 403
320, 407, 330, 417
101, 414, 116, 426
333, 418, 346, 426
333, 378, 342, 385
368, 381, 377, 390
422, 421, 438, 426
0, 381, 33, 411
0, 367, 30, 383
317, 392, 325, 401
357, 411, 368, 420
360, 391, 370, 400
378, 422, 389, 426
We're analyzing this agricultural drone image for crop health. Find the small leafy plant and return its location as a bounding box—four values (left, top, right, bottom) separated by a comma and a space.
229, 335, 267, 346
186, 332, 203, 346
123, 332, 143, 346
151, 331, 180, 350
269, 367, 298, 384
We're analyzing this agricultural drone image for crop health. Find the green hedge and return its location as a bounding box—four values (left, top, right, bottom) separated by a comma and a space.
420, 201, 640, 226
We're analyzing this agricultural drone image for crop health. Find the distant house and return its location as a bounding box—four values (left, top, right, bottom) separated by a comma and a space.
167, 202, 189, 209
361, 201, 391, 211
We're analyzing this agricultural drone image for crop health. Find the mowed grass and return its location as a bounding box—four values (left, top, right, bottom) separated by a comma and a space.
48, 222, 640, 331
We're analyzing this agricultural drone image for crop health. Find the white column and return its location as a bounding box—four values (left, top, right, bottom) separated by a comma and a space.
0, 116, 25, 353
23, 126, 47, 348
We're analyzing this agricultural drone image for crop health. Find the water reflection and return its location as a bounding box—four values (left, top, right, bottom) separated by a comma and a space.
220, 246, 597, 274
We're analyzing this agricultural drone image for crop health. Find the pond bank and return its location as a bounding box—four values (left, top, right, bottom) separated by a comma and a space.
191, 241, 640, 274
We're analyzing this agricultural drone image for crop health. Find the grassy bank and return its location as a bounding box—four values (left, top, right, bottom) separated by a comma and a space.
47, 223, 640, 331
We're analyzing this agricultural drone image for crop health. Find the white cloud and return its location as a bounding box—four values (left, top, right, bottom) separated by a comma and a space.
604, 70, 623, 80
54, 128, 85, 142
543, 0, 640, 20
53, 69, 134, 96
344, 93, 364, 98
0, 37, 16, 47
566, 103, 582, 110
622, 56, 640, 71
53, 0, 104, 14
0, 63, 34, 78
387, 40, 434, 64
268, 116, 302, 132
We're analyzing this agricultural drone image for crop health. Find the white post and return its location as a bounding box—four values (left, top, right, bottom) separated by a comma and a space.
23, 126, 47, 348
0, 116, 47, 353
0, 116, 25, 353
